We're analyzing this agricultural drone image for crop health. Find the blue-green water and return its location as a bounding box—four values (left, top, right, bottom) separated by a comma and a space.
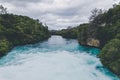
0, 36, 119, 80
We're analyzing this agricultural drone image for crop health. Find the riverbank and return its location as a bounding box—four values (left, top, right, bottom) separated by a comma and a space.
0, 35, 119, 80
0, 14, 51, 58
51, 4, 120, 78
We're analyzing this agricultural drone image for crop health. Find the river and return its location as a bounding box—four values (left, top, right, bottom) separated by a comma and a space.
0, 35, 119, 80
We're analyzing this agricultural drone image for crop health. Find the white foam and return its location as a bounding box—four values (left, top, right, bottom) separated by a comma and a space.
0, 36, 119, 80
0, 51, 115, 80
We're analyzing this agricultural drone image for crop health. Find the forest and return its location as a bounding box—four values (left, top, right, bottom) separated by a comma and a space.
52, 3, 120, 77
0, 3, 120, 78
0, 5, 50, 57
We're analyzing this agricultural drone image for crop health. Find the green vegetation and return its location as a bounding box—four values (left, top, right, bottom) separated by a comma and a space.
52, 3, 120, 77
0, 5, 7, 14
99, 39, 120, 77
51, 26, 78, 39
0, 14, 50, 45
0, 6, 50, 57
77, 24, 89, 46
0, 3, 120, 78
0, 38, 11, 57
88, 5, 120, 77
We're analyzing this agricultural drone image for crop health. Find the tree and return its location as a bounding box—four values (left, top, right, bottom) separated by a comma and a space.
0, 5, 7, 14
88, 8, 104, 38
89, 8, 103, 22
99, 39, 120, 77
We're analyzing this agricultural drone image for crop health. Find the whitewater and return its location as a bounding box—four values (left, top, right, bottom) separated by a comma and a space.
0, 36, 119, 80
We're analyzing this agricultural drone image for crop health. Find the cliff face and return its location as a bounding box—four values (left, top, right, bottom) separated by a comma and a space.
77, 24, 102, 48
87, 38, 100, 47
54, 4, 120, 78
78, 4, 120, 77
78, 38, 100, 48
0, 14, 50, 57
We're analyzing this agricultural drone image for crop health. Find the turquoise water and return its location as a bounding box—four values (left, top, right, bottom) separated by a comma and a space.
0, 36, 119, 80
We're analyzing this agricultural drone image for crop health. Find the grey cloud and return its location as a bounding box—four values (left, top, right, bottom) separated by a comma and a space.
0, 0, 120, 30
0, 0, 42, 3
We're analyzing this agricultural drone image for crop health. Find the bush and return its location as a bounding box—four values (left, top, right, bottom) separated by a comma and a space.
0, 14, 50, 57
0, 38, 11, 57
99, 39, 120, 77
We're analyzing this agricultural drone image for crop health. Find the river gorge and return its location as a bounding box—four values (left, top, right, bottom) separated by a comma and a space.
0, 36, 119, 80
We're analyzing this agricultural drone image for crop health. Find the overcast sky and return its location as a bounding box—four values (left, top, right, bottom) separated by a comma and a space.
0, 0, 120, 30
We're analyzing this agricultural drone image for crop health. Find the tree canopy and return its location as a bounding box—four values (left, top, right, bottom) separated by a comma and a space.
0, 13, 50, 57
0, 5, 7, 14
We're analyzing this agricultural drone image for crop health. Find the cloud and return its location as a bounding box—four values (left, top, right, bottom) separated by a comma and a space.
0, 0, 120, 30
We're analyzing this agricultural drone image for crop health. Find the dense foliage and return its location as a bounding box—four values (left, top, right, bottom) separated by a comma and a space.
52, 3, 120, 77
99, 39, 120, 77
51, 27, 78, 39
77, 24, 89, 46
0, 38, 11, 57
88, 4, 120, 77
0, 5, 7, 14
0, 3, 120, 78
0, 14, 50, 57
